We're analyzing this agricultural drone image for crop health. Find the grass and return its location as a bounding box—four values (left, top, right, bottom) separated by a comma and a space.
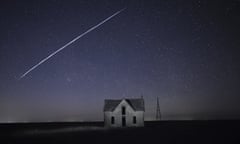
0, 120, 239, 144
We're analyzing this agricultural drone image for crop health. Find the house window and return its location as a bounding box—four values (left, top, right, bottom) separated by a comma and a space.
122, 106, 126, 115
122, 117, 126, 127
133, 116, 137, 124
111, 116, 115, 124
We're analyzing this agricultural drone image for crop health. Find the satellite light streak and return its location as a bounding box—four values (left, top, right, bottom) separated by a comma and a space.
19, 8, 126, 79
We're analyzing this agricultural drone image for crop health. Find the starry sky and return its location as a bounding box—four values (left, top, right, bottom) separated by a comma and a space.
0, 0, 240, 122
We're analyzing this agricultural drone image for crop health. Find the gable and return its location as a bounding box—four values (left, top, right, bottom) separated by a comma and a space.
113, 99, 135, 113
104, 98, 144, 112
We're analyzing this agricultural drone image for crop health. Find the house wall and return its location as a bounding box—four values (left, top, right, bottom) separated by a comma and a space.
104, 100, 144, 127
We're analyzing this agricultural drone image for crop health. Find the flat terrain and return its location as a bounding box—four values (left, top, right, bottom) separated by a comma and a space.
0, 120, 239, 144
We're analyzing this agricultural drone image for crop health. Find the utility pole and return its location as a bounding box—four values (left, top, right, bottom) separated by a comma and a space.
156, 97, 161, 120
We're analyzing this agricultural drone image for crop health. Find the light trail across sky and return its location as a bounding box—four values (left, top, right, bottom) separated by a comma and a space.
19, 8, 125, 79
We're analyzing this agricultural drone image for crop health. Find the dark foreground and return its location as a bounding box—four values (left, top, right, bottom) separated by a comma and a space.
0, 120, 240, 144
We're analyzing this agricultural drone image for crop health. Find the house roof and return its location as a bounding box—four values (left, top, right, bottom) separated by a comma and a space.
104, 98, 145, 112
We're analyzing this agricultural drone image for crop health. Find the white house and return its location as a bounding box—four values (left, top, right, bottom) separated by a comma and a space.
103, 98, 145, 127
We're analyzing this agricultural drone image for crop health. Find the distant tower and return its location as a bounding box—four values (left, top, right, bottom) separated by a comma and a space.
156, 97, 161, 120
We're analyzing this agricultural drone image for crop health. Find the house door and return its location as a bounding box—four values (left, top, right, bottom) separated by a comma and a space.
122, 117, 126, 127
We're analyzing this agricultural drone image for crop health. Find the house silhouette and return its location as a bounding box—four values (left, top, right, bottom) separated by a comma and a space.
103, 98, 145, 127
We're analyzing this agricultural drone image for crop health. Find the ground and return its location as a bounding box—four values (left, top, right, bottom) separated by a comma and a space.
1, 120, 239, 144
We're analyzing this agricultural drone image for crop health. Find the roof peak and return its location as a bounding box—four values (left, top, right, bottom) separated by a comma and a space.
104, 98, 145, 112
105, 97, 143, 100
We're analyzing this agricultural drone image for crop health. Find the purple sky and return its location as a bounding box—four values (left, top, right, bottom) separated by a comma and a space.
0, 0, 240, 122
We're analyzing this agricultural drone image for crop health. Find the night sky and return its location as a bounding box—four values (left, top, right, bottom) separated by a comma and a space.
0, 0, 240, 122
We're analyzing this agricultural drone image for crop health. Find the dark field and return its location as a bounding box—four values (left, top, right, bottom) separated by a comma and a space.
1, 120, 240, 144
